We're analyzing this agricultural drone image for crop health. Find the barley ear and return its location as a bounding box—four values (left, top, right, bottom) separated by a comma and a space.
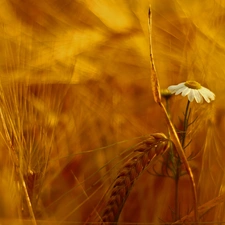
148, 6, 161, 104
100, 133, 170, 225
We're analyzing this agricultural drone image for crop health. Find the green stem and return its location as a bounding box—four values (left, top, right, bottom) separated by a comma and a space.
159, 103, 198, 223
175, 168, 180, 221
165, 98, 180, 221
174, 100, 191, 221
165, 99, 170, 117
165, 99, 192, 221
181, 100, 190, 147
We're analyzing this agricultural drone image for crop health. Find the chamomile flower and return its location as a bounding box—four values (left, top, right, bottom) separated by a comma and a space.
168, 80, 215, 103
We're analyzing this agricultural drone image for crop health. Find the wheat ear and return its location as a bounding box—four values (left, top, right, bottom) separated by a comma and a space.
100, 133, 169, 224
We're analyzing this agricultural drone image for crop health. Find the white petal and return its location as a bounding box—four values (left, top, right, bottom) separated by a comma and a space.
188, 90, 195, 102
200, 91, 210, 103
175, 82, 185, 89
208, 91, 215, 100
181, 87, 191, 96
199, 87, 215, 102
174, 86, 186, 95
194, 90, 203, 103
168, 83, 185, 93
167, 85, 177, 93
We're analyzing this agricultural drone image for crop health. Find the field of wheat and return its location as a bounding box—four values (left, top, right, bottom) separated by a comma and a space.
0, 0, 225, 224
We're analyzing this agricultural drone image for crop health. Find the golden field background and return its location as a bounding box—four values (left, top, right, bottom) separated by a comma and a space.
0, 0, 225, 224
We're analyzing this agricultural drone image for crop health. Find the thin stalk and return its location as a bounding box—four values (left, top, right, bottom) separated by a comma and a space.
181, 100, 190, 147
165, 98, 170, 117
148, 6, 198, 223
160, 102, 198, 223
173, 149, 182, 221
165, 97, 180, 221
174, 168, 180, 221
19, 171, 37, 225
174, 100, 190, 220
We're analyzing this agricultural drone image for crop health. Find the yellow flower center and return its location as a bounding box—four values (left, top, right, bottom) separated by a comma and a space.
185, 80, 202, 89
161, 89, 172, 97
161, 89, 172, 100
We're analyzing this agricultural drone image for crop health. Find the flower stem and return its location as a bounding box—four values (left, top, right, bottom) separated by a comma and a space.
164, 98, 181, 221
159, 102, 198, 223
174, 100, 191, 221
174, 169, 180, 221
181, 100, 190, 147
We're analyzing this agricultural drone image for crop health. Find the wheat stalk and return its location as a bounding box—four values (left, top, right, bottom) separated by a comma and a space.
99, 133, 170, 225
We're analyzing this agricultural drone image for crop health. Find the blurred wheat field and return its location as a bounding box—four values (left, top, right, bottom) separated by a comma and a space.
0, 0, 225, 224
